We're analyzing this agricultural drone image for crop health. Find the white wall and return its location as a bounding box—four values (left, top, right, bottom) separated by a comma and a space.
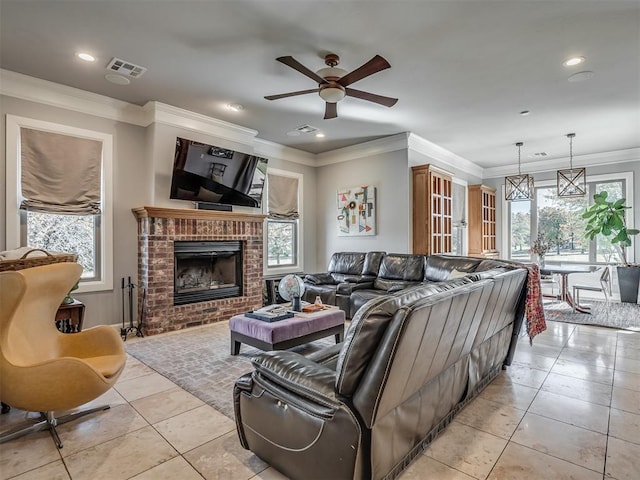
314, 149, 409, 270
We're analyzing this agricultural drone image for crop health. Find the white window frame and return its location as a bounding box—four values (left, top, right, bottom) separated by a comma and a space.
502, 171, 634, 264
5, 115, 114, 293
263, 168, 304, 275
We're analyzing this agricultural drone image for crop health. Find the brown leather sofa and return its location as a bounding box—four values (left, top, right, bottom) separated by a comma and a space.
234, 263, 528, 479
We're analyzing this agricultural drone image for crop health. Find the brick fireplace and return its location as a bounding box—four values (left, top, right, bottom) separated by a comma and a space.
132, 206, 265, 335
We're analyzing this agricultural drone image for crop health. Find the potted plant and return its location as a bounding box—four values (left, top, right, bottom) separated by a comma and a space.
582, 191, 639, 303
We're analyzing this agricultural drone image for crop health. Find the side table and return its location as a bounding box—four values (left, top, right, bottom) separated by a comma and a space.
55, 299, 85, 333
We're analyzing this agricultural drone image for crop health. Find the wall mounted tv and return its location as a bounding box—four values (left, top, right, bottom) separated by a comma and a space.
170, 137, 268, 209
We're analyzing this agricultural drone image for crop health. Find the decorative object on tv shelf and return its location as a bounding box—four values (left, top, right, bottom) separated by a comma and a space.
278, 274, 306, 311
530, 233, 551, 268
557, 133, 586, 198
505, 142, 534, 201
337, 185, 376, 236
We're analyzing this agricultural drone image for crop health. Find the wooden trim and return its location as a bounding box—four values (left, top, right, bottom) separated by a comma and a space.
132, 206, 266, 222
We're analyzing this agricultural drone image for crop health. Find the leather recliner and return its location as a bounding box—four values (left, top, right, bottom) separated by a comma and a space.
303, 251, 384, 311
234, 266, 528, 480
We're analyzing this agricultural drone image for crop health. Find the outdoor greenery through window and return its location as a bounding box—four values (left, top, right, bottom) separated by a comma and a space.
509, 177, 626, 264
267, 219, 297, 266
25, 212, 99, 279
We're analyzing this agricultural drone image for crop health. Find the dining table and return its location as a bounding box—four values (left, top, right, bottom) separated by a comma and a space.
540, 264, 597, 313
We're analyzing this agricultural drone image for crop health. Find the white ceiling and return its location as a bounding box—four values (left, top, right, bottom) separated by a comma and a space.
1, 1, 638, 169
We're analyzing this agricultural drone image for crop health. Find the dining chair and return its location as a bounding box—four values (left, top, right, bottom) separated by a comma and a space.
572, 266, 611, 312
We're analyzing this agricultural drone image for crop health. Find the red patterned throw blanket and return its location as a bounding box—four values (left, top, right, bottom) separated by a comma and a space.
524, 263, 547, 343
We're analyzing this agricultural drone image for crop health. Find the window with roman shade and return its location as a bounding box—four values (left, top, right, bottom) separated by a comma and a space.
266, 172, 301, 269
267, 173, 299, 220
20, 128, 102, 214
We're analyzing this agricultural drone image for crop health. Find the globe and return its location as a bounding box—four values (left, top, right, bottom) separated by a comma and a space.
278, 274, 305, 303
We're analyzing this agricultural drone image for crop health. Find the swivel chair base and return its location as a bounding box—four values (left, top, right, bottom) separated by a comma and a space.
0, 404, 110, 448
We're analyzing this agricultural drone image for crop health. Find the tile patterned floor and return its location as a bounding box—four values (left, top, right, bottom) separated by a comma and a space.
1, 320, 639, 480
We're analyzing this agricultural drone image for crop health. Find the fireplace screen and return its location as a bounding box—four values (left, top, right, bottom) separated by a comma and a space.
174, 241, 242, 305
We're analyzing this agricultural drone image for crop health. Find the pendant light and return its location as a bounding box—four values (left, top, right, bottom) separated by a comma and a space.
557, 133, 586, 197
505, 142, 534, 201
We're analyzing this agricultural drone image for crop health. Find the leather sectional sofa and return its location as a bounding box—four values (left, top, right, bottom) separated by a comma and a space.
234, 254, 529, 479
303, 251, 507, 318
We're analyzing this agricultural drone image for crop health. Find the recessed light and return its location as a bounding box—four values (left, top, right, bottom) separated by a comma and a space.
519, 110, 530, 116
315, 133, 325, 138
104, 73, 130, 85
568, 71, 595, 83
563, 56, 585, 67
227, 103, 244, 112
76, 52, 95, 62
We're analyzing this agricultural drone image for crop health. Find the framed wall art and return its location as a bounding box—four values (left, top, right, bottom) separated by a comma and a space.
337, 185, 376, 236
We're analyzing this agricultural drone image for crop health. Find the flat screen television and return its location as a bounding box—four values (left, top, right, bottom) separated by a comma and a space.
169, 137, 268, 209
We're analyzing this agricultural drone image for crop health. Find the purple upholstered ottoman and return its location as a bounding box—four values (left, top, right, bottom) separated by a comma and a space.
229, 308, 345, 355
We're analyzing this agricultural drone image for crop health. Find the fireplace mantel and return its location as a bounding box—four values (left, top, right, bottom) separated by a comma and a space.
132, 206, 266, 223
132, 206, 265, 335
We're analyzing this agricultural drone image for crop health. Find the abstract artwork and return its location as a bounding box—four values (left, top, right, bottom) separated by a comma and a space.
337, 185, 376, 236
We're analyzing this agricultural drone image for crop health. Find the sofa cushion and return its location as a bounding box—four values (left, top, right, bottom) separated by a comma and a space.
376, 254, 425, 282
424, 255, 482, 282
327, 252, 367, 276
304, 272, 336, 285
363, 251, 385, 276
466, 267, 509, 282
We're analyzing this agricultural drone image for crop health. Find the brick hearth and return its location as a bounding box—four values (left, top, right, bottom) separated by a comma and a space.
132, 206, 265, 335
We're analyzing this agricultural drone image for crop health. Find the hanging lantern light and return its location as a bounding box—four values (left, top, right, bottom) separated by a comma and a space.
557, 133, 586, 197
505, 142, 534, 201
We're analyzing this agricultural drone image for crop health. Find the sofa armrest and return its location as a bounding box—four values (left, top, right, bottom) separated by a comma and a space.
304, 273, 336, 285
252, 351, 340, 408
336, 280, 374, 295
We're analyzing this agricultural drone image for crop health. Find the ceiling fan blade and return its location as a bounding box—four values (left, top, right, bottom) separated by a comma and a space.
276, 56, 328, 84
324, 102, 338, 119
264, 88, 319, 101
345, 87, 398, 107
338, 55, 391, 87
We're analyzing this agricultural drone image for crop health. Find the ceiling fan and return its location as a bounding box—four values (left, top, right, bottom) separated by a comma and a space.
265, 53, 398, 119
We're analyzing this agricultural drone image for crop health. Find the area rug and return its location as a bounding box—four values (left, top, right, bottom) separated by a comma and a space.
124, 322, 334, 420
543, 300, 640, 331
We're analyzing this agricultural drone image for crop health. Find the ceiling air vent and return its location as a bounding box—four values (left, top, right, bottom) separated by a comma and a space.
106, 57, 147, 78
295, 124, 319, 134
529, 152, 548, 158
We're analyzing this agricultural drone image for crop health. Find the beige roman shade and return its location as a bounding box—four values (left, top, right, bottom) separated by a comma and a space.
267, 174, 299, 220
20, 128, 102, 214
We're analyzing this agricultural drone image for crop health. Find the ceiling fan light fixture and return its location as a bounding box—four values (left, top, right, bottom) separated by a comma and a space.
319, 84, 346, 103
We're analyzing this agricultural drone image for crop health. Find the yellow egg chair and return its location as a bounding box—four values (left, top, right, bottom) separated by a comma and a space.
0, 262, 126, 448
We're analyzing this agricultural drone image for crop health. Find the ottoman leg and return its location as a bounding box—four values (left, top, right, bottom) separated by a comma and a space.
231, 334, 241, 356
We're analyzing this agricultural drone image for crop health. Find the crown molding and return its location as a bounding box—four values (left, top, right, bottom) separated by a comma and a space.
482, 147, 640, 178
0, 69, 149, 125
142, 101, 258, 145
407, 133, 484, 179
315, 132, 410, 166
253, 138, 316, 166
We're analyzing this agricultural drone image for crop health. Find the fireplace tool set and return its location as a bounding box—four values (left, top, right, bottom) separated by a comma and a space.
120, 276, 144, 341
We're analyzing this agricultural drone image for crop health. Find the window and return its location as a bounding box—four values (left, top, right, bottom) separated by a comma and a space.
506, 173, 633, 264
5, 115, 113, 292
265, 170, 302, 272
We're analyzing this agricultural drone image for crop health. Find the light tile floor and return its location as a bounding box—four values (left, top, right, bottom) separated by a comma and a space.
1, 320, 639, 480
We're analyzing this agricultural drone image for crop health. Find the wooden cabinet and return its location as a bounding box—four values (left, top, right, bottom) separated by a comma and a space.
468, 184, 499, 258
412, 165, 453, 255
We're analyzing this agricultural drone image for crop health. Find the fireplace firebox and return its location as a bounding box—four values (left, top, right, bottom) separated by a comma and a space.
174, 241, 242, 305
